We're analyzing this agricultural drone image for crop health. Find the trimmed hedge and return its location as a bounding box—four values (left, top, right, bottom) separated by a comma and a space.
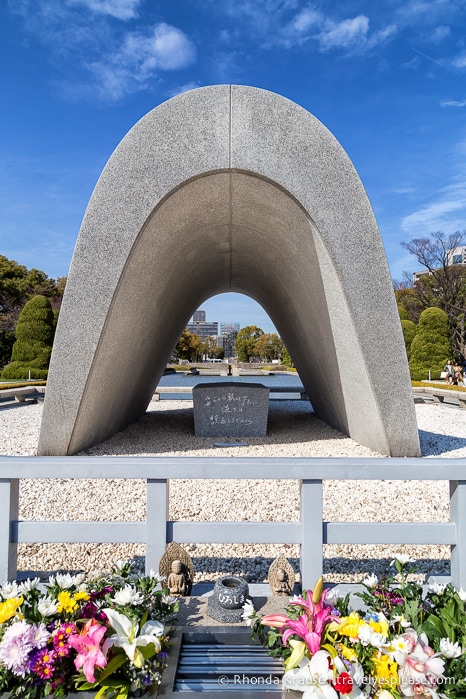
1, 296, 55, 380
408, 307, 451, 381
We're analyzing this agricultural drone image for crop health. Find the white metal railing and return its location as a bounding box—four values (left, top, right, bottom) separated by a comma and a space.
0, 456, 464, 588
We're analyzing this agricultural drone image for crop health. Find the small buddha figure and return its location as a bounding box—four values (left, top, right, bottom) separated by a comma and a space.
271, 568, 291, 596
167, 559, 187, 596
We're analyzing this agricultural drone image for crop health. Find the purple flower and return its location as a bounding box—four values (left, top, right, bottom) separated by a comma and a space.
30, 647, 56, 680
0, 621, 35, 676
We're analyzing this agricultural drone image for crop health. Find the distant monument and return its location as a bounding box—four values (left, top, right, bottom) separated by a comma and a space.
38, 85, 420, 457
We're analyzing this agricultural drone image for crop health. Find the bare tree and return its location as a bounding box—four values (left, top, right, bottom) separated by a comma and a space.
401, 231, 466, 358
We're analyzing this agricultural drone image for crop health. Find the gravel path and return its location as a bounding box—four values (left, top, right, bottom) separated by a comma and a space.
1, 399, 465, 583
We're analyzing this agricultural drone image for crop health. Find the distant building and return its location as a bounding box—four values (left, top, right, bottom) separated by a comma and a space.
413, 245, 466, 283
220, 322, 240, 358
447, 246, 466, 266
193, 309, 206, 322
187, 309, 218, 340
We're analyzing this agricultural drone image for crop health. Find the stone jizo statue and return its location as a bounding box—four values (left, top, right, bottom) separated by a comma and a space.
271, 567, 292, 596
167, 559, 187, 597
268, 554, 295, 597
158, 541, 193, 597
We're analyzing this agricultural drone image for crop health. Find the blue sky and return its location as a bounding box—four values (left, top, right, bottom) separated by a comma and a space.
1, 0, 466, 333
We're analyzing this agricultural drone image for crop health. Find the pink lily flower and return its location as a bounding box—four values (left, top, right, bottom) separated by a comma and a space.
282, 614, 324, 655
68, 619, 108, 683
261, 614, 289, 629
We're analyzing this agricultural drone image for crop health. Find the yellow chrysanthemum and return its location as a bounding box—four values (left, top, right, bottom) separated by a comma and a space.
57, 590, 78, 614
330, 612, 365, 639
0, 596, 24, 624
74, 591, 90, 602
338, 644, 358, 662
372, 652, 398, 689
369, 618, 389, 637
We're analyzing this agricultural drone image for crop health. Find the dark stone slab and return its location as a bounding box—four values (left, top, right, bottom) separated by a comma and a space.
193, 382, 269, 437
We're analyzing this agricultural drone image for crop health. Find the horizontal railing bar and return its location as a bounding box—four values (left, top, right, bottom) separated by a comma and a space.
11, 520, 457, 546
325, 522, 457, 545
1, 456, 465, 480
168, 522, 302, 544
13, 521, 145, 543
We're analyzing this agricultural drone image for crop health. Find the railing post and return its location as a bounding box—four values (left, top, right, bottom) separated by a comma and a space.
0, 479, 19, 583
450, 480, 466, 589
300, 479, 323, 591
146, 479, 169, 575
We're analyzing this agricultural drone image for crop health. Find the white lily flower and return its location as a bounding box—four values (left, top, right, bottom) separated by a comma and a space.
428, 582, 447, 594
112, 585, 144, 606
439, 638, 462, 658
282, 651, 338, 698
103, 608, 164, 667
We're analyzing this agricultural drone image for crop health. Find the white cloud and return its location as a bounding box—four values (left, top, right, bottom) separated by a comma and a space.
278, 8, 396, 53
67, 0, 140, 20
441, 99, 466, 108
288, 8, 321, 36
396, 0, 454, 26
428, 25, 451, 43
88, 23, 196, 101
401, 182, 466, 235
318, 15, 370, 51
452, 53, 466, 68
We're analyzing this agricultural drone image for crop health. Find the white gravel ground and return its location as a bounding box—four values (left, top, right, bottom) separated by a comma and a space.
1, 399, 465, 583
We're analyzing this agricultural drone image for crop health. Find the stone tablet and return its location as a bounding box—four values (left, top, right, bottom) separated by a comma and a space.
193, 382, 269, 437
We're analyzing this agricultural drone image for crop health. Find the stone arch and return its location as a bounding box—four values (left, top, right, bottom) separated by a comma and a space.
38, 85, 420, 457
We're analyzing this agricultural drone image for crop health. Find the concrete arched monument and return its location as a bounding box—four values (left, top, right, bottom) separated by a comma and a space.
38, 85, 420, 457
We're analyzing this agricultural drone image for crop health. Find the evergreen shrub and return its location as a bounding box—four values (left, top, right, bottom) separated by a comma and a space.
401, 319, 417, 360
1, 296, 55, 380
408, 307, 451, 381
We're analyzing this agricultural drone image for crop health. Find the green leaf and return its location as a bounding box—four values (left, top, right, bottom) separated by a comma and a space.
94, 653, 128, 684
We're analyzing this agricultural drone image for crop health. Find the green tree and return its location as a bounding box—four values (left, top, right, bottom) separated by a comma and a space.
2, 295, 56, 379
0, 255, 65, 366
235, 325, 264, 362
394, 285, 423, 324
401, 319, 417, 360
281, 345, 294, 368
408, 307, 451, 381
254, 333, 283, 362
173, 329, 203, 362
201, 335, 224, 360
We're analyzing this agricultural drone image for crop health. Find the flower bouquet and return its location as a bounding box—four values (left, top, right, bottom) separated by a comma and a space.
0, 560, 178, 699
244, 556, 466, 698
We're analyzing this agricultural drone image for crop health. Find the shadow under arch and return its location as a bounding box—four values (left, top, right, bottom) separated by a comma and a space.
38, 85, 420, 457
